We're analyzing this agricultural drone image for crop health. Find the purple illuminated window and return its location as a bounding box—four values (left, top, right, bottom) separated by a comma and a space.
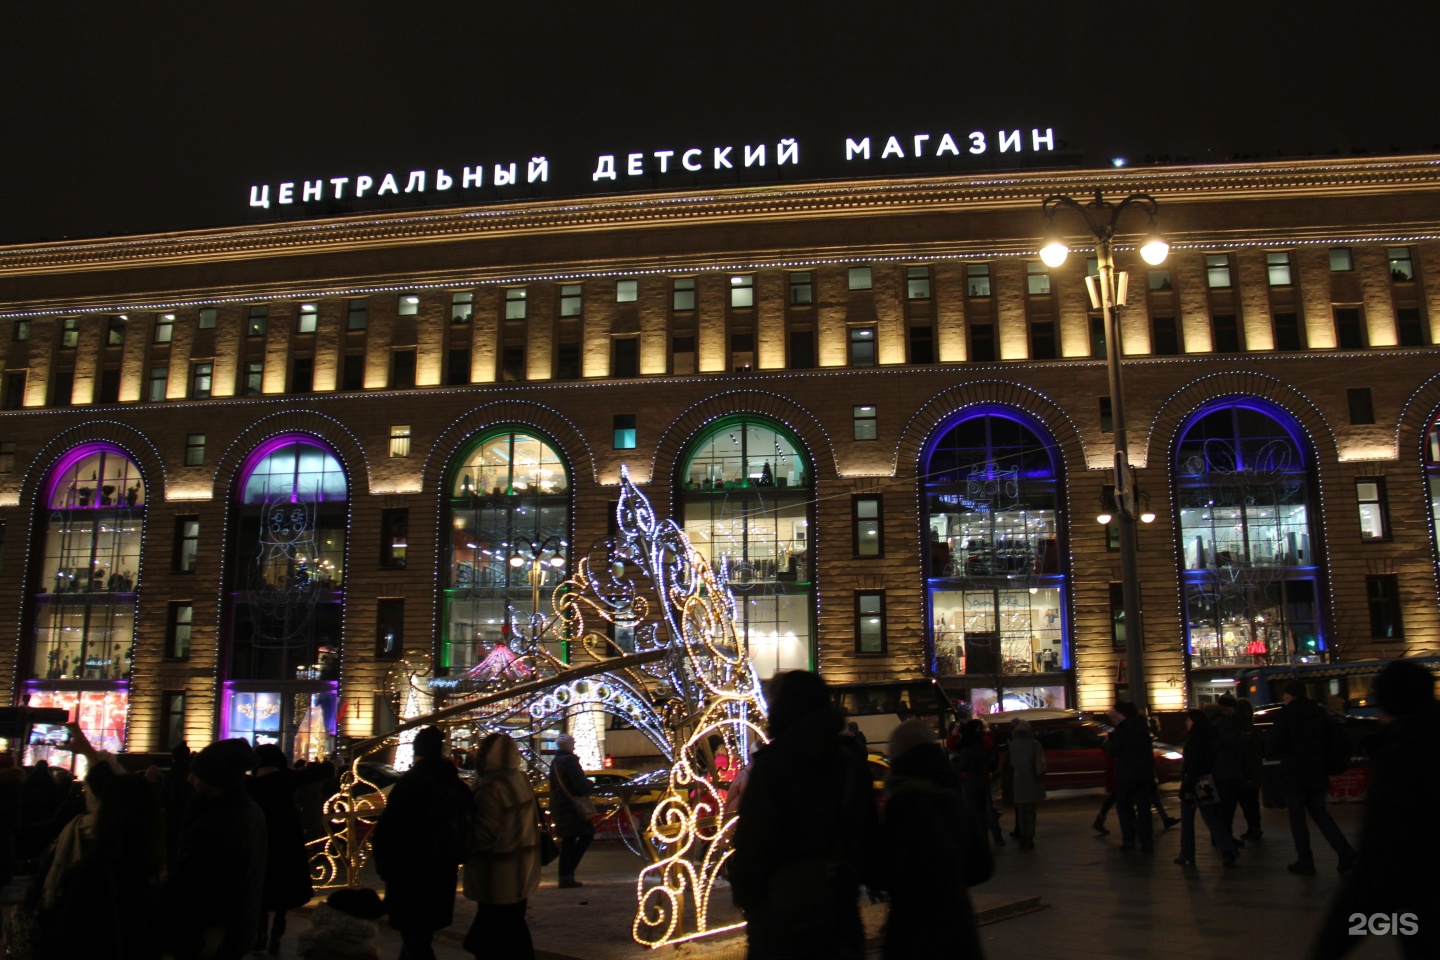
238, 434, 347, 504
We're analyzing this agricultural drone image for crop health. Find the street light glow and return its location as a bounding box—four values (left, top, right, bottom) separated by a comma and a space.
1140, 229, 1170, 265
1040, 229, 1070, 268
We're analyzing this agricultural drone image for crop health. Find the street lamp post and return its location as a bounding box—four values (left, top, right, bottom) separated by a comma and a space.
1040, 190, 1168, 713
508, 535, 568, 655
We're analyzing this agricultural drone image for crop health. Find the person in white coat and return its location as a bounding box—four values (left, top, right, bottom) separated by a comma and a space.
1006, 719, 1047, 850
461, 734, 541, 960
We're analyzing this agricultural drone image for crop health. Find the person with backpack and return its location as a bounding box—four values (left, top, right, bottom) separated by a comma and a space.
371, 726, 474, 960
1268, 681, 1357, 876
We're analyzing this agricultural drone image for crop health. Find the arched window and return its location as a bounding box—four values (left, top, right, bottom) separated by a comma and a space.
443, 430, 570, 675
1176, 402, 1324, 701
924, 410, 1068, 714
25, 444, 146, 766
222, 435, 347, 760
678, 417, 813, 680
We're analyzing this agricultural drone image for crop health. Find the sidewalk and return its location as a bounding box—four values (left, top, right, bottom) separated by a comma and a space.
281, 788, 1391, 960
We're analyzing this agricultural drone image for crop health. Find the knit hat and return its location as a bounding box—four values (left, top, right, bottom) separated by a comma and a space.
887, 718, 935, 762
555, 733, 575, 753
413, 726, 444, 760
189, 738, 258, 791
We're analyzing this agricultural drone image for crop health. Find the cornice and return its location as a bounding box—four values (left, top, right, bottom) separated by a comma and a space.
2, 155, 1439, 277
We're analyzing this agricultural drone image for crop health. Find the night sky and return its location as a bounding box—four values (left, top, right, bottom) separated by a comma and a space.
2, 2, 1437, 245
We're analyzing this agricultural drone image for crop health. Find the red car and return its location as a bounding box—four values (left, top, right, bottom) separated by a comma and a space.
990, 709, 1183, 794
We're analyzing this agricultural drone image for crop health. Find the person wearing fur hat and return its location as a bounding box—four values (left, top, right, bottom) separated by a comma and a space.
880, 718, 992, 959
299, 887, 385, 960
462, 733, 541, 959
248, 743, 336, 954
547, 732, 596, 889
162, 737, 268, 960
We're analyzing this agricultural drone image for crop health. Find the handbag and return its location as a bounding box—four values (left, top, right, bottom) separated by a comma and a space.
1193, 773, 1220, 807
555, 769, 598, 819
535, 800, 560, 866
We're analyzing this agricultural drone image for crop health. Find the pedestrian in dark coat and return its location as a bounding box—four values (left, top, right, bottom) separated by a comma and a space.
247, 744, 335, 954
951, 719, 990, 825
1174, 709, 1238, 868
547, 732, 595, 888
371, 726, 472, 960
1212, 694, 1246, 845
880, 719, 991, 960
1006, 719, 1046, 850
730, 670, 880, 960
1311, 660, 1440, 959
1268, 681, 1357, 875
1104, 701, 1157, 852
162, 738, 268, 960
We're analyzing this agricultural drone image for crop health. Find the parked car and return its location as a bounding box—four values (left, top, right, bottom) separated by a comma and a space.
535, 767, 671, 808
988, 709, 1183, 797
1250, 704, 1380, 806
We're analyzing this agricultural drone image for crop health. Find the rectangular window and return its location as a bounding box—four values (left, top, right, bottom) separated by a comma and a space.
1089, 315, 1107, 359
966, 264, 991, 297
1366, 575, 1404, 639
185, 433, 206, 466
504, 288, 527, 320
1030, 320, 1056, 360
197, 307, 217, 329
1335, 307, 1366, 349
847, 266, 873, 291
730, 332, 754, 371
105, 316, 126, 346
346, 298, 369, 330
613, 414, 637, 450
1267, 252, 1293, 286
1111, 583, 1126, 648
906, 266, 931, 300
789, 272, 813, 305
854, 496, 882, 558
672, 278, 696, 312
1388, 247, 1415, 281
1151, 315, 1180, 355
848, 326, 876, 367
153, 313, 174, 343
1026, 262, 1051, 296
853, 404, 877, 441
855, 592, 886, 654
788, 330, 815, 369
729, 275, 754, 308
165, 603, 193, 659
376, 598, 404, 658
341, 354, 364, 391
559, 284, 582, 317
397, 293, 419, 316
247, 305, 268, 336
174, 517, 199, 573
0, 442, 15, 474
297, 302, 318, 333
1212, 314, 1242, 353
451, 292, 474, 322
447, 347, 471, 385
1356, 479, 1389, 540
612, 337, 639, 377
389, 425, 411, 458
98, 368, 120, 404
615, 279, 639, 303
1148, 268, 1172, 291
1396, 308, 1426, 347
12, 320, 30, 342
160, 691, 186, 749
908, 324, 934, 364
144, 364, 166, 403
671, 336, 695, 376
390, 349, 417, 389
1347, 387, 1375, 424
190, 362, 212, 399
502, 346, 526, 382
1329, 247, 1354, 272
290, 357, 314, 394
1205, 254, 1233, 289
969, 322, 996, 362
556, 343, 582, 380
61, 318, 79, 348
1273, 312, 1305, 351
3, 372, 24, 410
244, 361, 263, 396
381, 510, 408, 569
50, 370, 73, 407
1099, 397, 1113, 434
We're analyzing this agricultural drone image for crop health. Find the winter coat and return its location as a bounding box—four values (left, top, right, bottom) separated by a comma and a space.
1104, 715, 1155, 784
729, 707, 879, 960
1213, 714, 1242, 781
162, 786, 268, 960
1006, 731, 1047, 804
463, 767, 541, 905
370, 757, 470, 934
951, 740, 990, 817
247, 765, 332, 912
1312, 702, 1440, 960
881, 744, 990, 960
297, 902, 380, 960
1181, 719, 1220, 792
547, 750, 595, 838
1268, 696, 1331, 794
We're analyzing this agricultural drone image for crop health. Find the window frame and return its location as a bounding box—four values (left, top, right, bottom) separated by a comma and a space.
847, 266, 873, 291
855, 590, 887, 654
246, 305, 269, 337
185, 433, 206, 467
1356, 478, 1389, 541
853, 495, 883, 558
672, 278, 696, 312
389, 425, 411, 459
729, 275, 755, 309
853, 405, 877, 441
153, 313, 174, 344
173, 516, 200, 573
906, 265, 932, 301
297, 302, 319, 334
848, 326, 876, 367
165, 602, 193, 659
451, 291, 475, 323
1366, 574, 1404, 640
380, 509, 408, 569
346, 298, 369, 330
613, 414, 637, 450
190, 362, 213, 399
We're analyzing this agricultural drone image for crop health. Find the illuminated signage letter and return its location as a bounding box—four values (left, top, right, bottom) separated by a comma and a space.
1032, 128, 1055, 151
356, 175, 375, 197
377, 173, 400, 195
936, 133, 960, 157
463, 165, 484, 188
744, 144, 765, 167
494, 163, 516, 186
592, 156, 617, 181
846, 137, 871, 160
713, 146, 733, 169
302, 179, 323, 202
968, 132, 987, 155
880, 136, 904, 159
999, 130, 1021, 153
627, 153, 645, 176
527, 157, 549, 183
277, 182, 295, 204
913, 133, 930, 156
654, 150, 674, 172
682, 149, 703, 171
248, 185, 270, 209
329, 176, 350, 198
778, 139, 799, 165
404, 171, 426, 192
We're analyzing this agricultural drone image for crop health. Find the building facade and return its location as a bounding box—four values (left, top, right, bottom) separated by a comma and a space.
2, 156, 1439, 760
